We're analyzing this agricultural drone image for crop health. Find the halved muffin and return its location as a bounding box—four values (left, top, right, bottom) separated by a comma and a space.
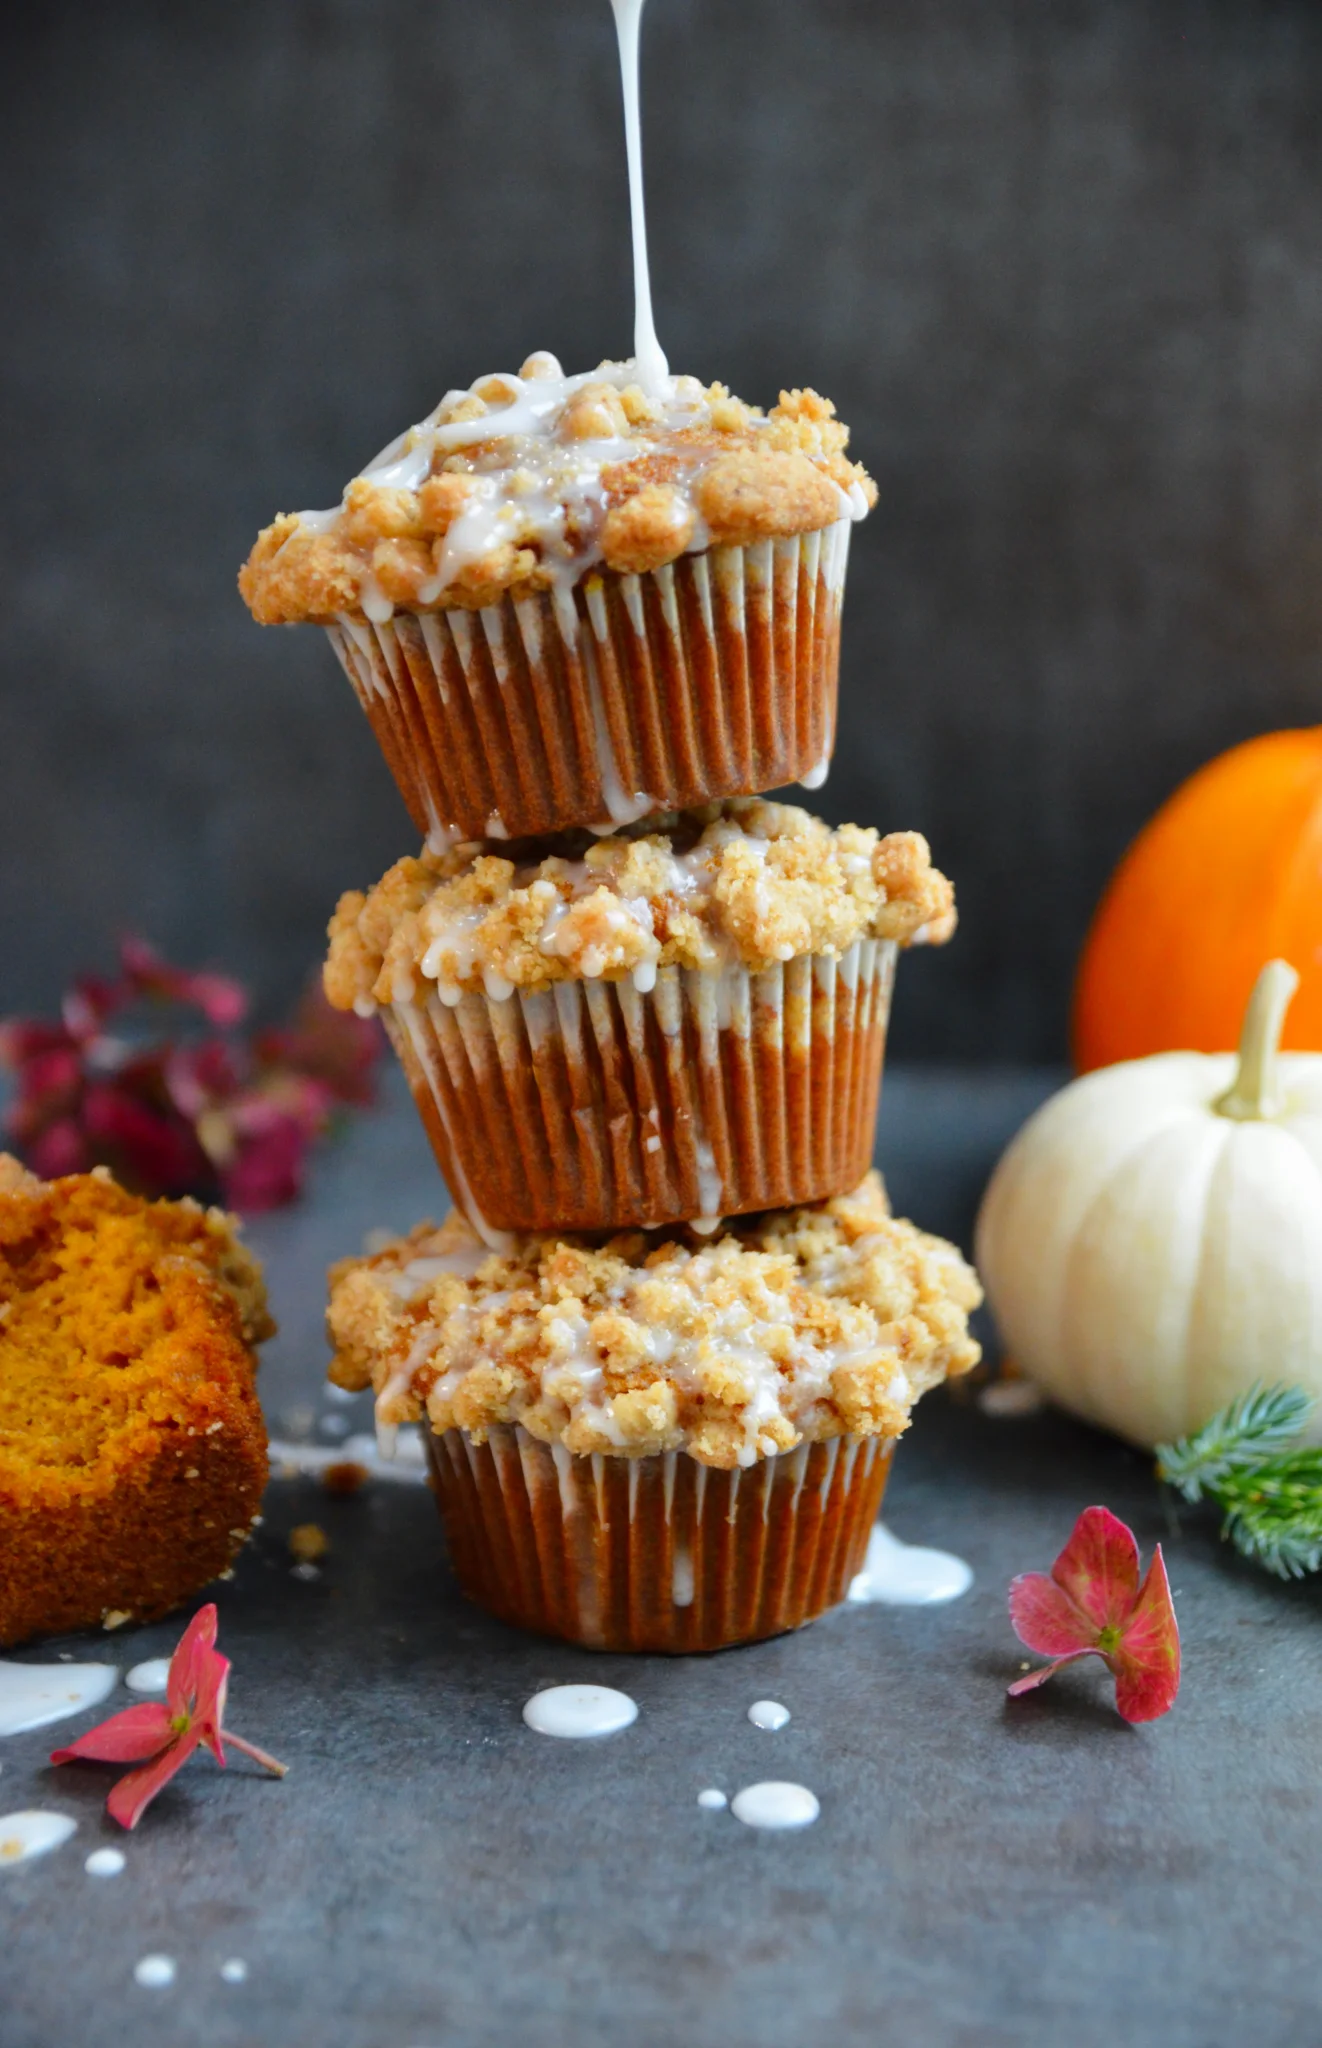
0, 1156, 273, 1646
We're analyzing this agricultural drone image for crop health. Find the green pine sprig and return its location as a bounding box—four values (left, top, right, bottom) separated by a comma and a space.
1155, 1383, 1322, 1580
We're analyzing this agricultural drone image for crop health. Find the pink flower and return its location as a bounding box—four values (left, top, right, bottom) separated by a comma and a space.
51, 1605, 286, 1830
0, 942, 381, 1213
1007, 1505, 1181, 1724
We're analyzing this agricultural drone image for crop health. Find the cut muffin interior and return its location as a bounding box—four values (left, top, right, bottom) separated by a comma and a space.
0, 1155, 273, 1646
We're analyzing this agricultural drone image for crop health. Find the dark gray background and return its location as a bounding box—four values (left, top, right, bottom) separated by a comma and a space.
3, 0, 1320, 1059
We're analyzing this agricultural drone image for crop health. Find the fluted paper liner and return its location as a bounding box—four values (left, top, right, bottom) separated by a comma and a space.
385, 938, 895, 1235
325, 521, 852, 844
427, 1423, 893, 1653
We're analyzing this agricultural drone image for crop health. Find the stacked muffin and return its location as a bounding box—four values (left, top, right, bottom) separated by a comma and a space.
242, 355, 981, 1651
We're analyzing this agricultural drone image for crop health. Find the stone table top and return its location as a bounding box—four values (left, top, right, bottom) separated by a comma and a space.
5, 1069, 1321, 2048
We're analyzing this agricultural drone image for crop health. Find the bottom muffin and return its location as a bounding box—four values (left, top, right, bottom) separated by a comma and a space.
327, 1171, 981, 1652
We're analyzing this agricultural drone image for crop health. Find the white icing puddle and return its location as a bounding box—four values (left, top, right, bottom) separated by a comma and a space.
265, 1429, 429, 1486
847, 1524, 973, 1607
731, 1782, 819, 1831
0, 1811, 77, 1867
85, 1847, 126, 1877
978, 1379, 1045, 1418
125, 1659, 171, 1696
0, 1660, 118, 1737
134, 1955, 176, 1989
220, 1959, 249, 1984
697, 1788, 728, 1811
522, 1685, 638, 1738
748, 1700, 790, 1731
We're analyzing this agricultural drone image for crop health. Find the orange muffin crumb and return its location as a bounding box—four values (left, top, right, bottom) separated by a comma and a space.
0, 1158, 273, 1647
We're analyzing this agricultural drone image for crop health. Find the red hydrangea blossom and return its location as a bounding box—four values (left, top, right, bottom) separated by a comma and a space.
0, 937, 380, 1212
1008, 1505, 1181, 1724
52, 1605, 285, 1829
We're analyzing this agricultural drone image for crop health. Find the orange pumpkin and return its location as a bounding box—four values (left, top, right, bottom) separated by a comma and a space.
1073, 727, 1322, 1071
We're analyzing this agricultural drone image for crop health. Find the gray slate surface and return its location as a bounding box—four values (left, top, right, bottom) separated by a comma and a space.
6, 1070, 1321, 2048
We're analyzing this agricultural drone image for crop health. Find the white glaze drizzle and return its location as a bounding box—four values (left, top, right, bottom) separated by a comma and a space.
847, 1523, 973, 1607
522, 1685, 639, 1738
133, 1956, 177, 1989
265, 1428, 429, 1486
747, 1699, 790, 1731
610, 0, 668, 393
730, 1782, 819, 1831
0, 1661, 118, 1738
697, 1788, 728, 1811
125, 1659, 171, 1697
978, 1379, 1045, 1418
0, 1811, 77, 1867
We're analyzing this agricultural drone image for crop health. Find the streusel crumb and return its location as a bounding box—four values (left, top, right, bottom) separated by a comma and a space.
322, 799, 955, 1012
326, 1172, 981, 1469
240, 357, 876, 626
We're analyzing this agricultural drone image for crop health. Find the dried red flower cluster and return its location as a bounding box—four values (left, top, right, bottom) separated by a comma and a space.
0, 936, 381, 1212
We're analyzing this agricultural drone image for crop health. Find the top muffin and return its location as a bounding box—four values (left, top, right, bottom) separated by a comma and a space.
240, 355, 876, 624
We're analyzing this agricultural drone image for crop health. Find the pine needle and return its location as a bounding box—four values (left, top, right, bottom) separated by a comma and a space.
1155, 1384, 1322, 1581
1155, 1383, 1314, 1502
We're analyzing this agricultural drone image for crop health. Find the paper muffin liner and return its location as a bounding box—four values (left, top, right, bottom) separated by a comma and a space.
383, 937, 895, 1236
426, 1423, 893, 1653
325, 520, 852, 844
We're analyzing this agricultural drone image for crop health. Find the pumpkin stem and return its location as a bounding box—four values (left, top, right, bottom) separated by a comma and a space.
1213, 959, 1300, 1121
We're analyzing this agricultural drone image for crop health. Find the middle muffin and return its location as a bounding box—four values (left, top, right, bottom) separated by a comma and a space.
325, 797, 954, 1234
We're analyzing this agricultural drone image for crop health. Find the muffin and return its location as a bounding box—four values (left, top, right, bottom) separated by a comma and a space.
324, 799, 955, 1236
0, 1155, 273, 1647
240, 355, 875, 843
327, 1172, 980, 1652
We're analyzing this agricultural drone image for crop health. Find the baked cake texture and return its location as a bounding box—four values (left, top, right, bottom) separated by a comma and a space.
0, 1155, 273, 1647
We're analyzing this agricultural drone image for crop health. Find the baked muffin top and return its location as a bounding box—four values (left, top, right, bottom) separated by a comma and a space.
323, 799, 955, 1012
327, 1172, 981, 1470
240, 355, 875, 625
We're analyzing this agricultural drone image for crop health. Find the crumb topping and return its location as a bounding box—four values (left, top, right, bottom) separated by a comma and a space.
323, 799, 956, 1012
240, 356, 876, 625
326, 1173, 980, 1469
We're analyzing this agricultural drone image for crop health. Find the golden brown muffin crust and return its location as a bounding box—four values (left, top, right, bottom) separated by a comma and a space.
323, 799, 956, 1012
327, 1172, 981, 1470
240, 361, 876, 626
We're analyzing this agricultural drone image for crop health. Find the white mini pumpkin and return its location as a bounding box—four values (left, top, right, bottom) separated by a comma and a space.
976, 961, 1322, 1447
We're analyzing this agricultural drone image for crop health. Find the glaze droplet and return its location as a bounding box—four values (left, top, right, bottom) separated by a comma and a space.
747, 1700, 790, 1731
522, 1685, 638, 1739
697, 1788, 728, 1811
85, 1847, 126, 1877
0, 1810, 77, 1866
979, 1379, 1044, 1419
730, 1782, 819, 1831
220, 1959, 249, 1984
0, 1661, 118, 1737
125, 1658, 171, 1696
134, 1955, 176, 1988
847, 1524, 973, 1607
